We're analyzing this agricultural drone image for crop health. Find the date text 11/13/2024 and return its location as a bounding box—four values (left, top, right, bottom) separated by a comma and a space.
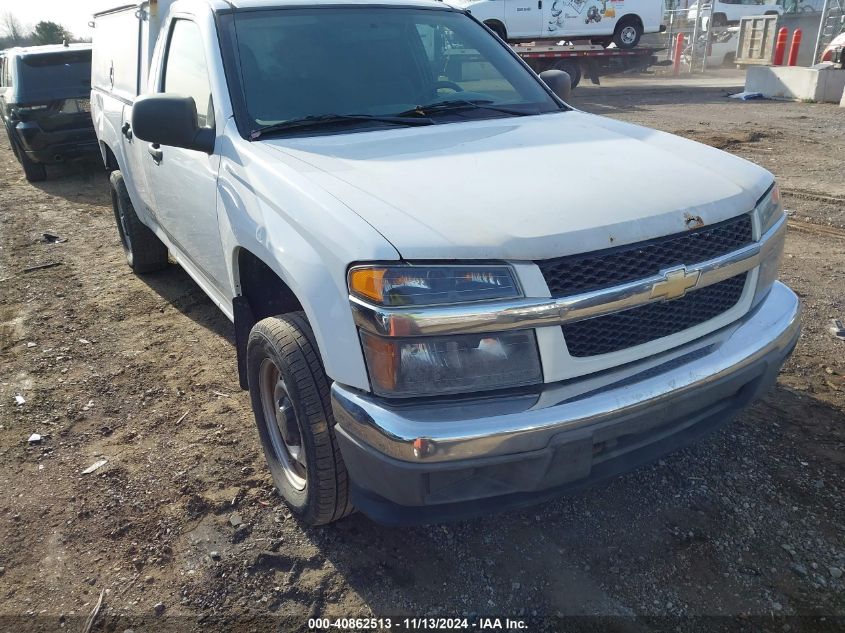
308, 617, 529, 630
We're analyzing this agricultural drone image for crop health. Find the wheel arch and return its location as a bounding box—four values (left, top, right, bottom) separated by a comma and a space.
484, 19, 507, 40
617, 13, 643, 30
216, 152, 390, 395
233, 247, 305, 389
99, 141, 119, 172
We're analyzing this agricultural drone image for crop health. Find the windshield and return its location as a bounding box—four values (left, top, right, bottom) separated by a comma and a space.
17, 50, 91, 103
230, 7, 561, 134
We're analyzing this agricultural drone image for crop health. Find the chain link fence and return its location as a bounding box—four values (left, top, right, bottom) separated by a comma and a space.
659, 3, 721, 72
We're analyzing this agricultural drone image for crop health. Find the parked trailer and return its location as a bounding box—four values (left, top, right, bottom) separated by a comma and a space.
511, 42, 664, 87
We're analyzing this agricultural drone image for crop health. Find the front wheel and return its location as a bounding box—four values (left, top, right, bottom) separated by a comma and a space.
613, 19, 643, 49
247, 313, 353, 526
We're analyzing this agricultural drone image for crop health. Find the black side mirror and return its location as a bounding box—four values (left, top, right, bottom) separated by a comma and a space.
539, 69, 572, 103
131, 94, 214, 154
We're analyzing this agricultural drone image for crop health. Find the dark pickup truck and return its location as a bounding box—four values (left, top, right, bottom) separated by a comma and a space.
0, 44, 97, 182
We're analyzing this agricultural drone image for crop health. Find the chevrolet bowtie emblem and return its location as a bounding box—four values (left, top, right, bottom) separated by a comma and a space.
650, 266, 701, 301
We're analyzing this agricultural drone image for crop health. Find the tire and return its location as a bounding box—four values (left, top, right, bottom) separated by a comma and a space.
5, 126, 21, 162
6, 126, 46, 181
712, 13, 728, 27
20, 155, 46, 182
247, 313, 353, 526
553, 60, 582, 89
12, 138, 47, 182
486, 21, 507, 41
613, 18, 643, 49
109, 170, 169, 273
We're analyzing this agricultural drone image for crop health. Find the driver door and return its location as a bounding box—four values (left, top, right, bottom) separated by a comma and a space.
142, 17, 229, 296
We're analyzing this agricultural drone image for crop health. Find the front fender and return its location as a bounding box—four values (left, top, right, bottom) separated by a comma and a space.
216, 129, 399, 392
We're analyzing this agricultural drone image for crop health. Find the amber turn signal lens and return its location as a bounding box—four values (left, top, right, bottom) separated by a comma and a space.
349, 268, 387, 303
359, 331, 399, 393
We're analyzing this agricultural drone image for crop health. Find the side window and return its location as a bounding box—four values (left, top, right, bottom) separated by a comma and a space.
162, 19, 214, 128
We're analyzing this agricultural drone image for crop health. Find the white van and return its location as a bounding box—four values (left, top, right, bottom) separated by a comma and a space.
453, 0, 665, 48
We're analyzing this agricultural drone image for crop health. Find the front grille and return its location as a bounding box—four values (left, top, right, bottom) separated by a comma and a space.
562, 274, 747, 357
537, 214, 753, 297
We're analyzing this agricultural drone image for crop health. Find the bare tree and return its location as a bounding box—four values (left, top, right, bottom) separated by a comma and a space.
1, 10, 24, 46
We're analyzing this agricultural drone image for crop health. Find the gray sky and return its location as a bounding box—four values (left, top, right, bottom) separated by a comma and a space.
0, 0, 116, 39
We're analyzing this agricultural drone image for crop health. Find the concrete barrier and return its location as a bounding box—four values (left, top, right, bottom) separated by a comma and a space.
745, 64, 845, 102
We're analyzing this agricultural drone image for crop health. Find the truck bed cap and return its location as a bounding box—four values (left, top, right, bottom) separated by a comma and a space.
95, 0, 451, 15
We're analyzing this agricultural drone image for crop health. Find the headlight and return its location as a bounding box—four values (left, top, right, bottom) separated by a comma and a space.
360, 330, 542, 398
757, 183, 783, 235
348, 264, 520, 307
753, 183, 786, 306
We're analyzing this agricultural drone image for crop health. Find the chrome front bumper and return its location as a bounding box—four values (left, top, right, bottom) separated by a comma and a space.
331, 282, 801, 522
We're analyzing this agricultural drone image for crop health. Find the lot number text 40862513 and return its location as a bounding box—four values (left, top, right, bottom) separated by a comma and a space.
308, 617, 529, 630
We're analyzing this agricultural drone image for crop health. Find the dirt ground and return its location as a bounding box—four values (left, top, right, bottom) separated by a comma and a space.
1, 72, 844, 632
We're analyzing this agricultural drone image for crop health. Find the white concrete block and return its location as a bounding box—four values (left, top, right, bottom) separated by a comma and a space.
745, 65, 845, 103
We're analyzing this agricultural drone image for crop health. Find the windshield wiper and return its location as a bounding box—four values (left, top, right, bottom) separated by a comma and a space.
250, 113, 433, 139
396, 99, 538, 118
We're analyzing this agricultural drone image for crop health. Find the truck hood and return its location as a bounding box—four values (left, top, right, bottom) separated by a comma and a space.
262, 112, 773, 261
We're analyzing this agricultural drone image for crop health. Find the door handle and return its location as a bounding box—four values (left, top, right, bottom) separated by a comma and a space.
538, 0, 542, 8
121, 122, 132, 140
147, 143, 163, 163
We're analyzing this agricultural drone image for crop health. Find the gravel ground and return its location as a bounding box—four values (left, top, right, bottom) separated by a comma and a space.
0, 72, 843, 632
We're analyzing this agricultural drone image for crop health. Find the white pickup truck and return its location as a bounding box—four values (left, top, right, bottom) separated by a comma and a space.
91, 0, 800, 526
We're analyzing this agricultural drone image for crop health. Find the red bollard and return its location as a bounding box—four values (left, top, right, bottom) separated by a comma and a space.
787, 28, 803, 66
773, 27, 788, 66
672, 33, 685, 76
